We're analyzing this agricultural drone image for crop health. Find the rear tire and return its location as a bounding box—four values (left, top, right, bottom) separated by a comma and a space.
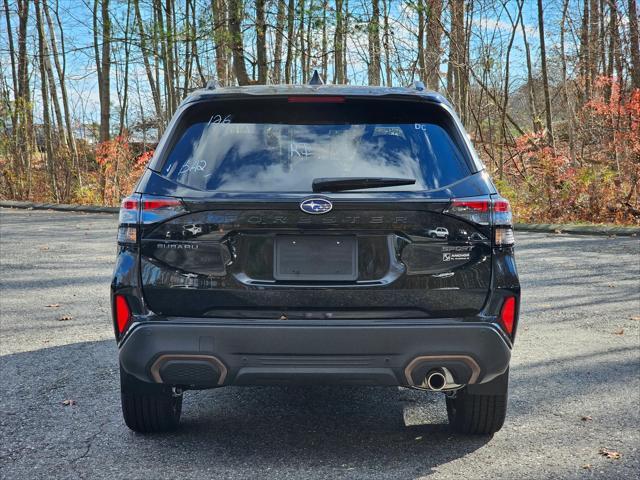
120, 366, 182, 433
446, 388, 507, 435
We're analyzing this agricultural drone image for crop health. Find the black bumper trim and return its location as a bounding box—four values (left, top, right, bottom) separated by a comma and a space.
119, 321, 511, 387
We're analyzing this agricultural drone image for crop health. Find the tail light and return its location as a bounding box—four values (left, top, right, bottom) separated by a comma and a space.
499, 296, 517, 336
445, 196, 514, 246
114, 294, 132, 336
117, 194, 185, 245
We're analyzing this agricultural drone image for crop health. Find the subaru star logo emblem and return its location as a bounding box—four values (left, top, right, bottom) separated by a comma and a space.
300, 198, 333, 215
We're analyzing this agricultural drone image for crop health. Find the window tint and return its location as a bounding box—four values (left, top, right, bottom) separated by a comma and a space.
161, 100, 472, 192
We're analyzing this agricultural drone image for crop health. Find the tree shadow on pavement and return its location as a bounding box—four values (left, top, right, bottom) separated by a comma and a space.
2, 338, 638, 479
0, 340, 490, 479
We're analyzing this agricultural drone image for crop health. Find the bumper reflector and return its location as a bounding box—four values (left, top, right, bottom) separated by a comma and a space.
115, 295, 132, 335
500, 297, 516, 336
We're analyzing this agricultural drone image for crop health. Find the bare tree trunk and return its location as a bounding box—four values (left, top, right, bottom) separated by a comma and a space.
94, 0, 111, 142
520, 4, 540, 132
629, 0, 640, 89
498, 0, 523, 180
588, 0, 600, 83
256, 0, 268, 83
537, 0, 554, 148
35, 0, 59, 201
447, 0, 464, 109
321, 0, 328, 80
342, 0, 348, 81
171, 0, 179, 97
119, 0, 131, 135
228, 0, 250, 85
424, 0, 442, 90
298, 0, 307, 82
164, 0, 178, 114
305, 0, 313, 76
382, 0, 392, 86
284, 0, 295, 83
416, 0, 425, 81
561, 0, 576, 161
460, 1, 471, 123
580, 0, 591, 100
334, 0, 344, 83
212, 0, 229, 84
368, 0, 381, 85
3, 0, 17, 102
3, 0, 20, 194
273, 0, 286, 83
183, 0, 193, 95
16, 0, 32, 194
134, 0, 162, 122
43, 0, 79, 172
191, 0, 206, 85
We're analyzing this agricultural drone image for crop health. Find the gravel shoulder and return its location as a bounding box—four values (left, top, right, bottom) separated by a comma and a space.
1, 208, 638, 480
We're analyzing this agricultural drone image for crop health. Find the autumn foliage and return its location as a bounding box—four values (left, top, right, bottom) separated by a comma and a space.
494, 82, 640, 225
94, 135, 152, 206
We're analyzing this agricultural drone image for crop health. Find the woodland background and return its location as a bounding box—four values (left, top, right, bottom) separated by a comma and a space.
1, 0, 639, 224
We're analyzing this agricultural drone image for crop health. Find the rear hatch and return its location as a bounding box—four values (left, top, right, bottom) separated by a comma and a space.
136, 96, 494, 319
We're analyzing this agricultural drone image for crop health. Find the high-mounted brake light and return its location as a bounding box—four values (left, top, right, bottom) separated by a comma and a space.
500, 296, 517, 336
287, 96, 346, 103
114, 294, 132, 336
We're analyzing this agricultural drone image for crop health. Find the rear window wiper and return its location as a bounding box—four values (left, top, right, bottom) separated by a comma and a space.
312, 177, 416, 192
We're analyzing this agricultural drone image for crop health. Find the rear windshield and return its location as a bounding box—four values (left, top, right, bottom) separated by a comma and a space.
160, 98, 472, 192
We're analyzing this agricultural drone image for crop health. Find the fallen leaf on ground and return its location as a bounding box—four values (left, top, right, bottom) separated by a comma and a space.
62, 399, 76, 406
582, 464, 592, 470
581, 415, 592, 422
630, 316, 640, 321
554, 229, 563, 234
613, 328, 624, 335
598, 448, 621, 459
39, 245, 49, 251
45, 304, 60, 308
607, 284, 615, 288
58, 315, 73, 321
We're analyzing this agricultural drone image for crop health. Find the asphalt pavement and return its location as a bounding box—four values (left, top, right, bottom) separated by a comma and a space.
0, 208, 638, 480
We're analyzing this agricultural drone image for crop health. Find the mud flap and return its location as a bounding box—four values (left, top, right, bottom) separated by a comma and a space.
466, 368, 509, 395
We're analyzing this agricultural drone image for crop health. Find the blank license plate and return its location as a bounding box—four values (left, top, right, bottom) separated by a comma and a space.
274, 236, 358, 281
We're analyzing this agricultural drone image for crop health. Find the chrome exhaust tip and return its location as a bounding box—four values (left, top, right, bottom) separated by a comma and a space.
426, 369, 447, 391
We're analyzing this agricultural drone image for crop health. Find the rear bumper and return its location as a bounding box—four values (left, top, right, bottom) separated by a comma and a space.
119, 320, 511, 388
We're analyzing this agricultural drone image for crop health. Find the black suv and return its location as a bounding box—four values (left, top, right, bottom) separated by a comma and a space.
111, 81, 520, 435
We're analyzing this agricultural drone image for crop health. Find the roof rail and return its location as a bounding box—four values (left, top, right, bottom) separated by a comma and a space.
205, 78, 220, 90
309, 69, 324, 85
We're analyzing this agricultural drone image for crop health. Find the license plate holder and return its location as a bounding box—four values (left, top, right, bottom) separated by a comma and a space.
274, 236, 358, 281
